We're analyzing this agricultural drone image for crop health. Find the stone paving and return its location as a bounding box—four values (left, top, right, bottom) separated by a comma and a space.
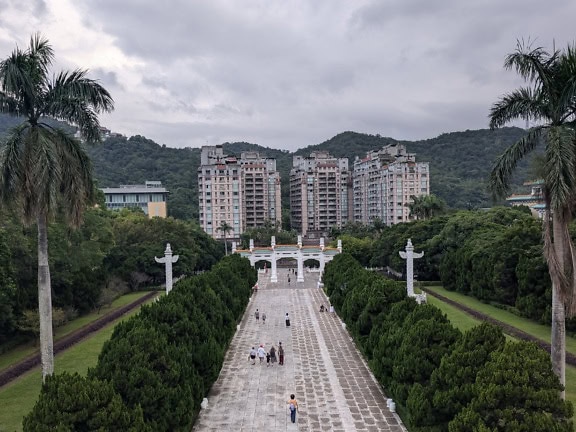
193, 270, 406, 432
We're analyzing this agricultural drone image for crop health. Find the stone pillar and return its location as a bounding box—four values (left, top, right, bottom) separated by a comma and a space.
399, 238, 423, 297
319, 252, 326, 274
249, 239, 254, 252
271, 254, 278, 283
297, 252, 304, 283
271, 235, 276, 248
154, 243, 179, 294
320, 237, 325, 250
297, 235, 302, 248
232, 241, 237, 254
337, 239, 342, 253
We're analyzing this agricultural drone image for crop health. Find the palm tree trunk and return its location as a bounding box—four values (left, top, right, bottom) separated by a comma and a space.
37, 213, 54, 381
551, 212, 566, 398
224, 233, 228, 256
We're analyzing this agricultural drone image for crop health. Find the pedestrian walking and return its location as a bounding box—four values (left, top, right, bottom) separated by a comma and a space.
285, 312, 291, 327
288, 277, 290, 285
255, 309, 260, 322
257, 344, 266, 364
248, 347, 256, 365
266, 351, 271, 367
262, 312, 266, 324
269, 345, 277, 365
278, 342, 284, 365
287, 394, 299, 423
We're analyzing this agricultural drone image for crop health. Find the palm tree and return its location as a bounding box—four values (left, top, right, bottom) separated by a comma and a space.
217, 221, 233, 255
0, 34, 113, 381
408, 194, 446, 220
489, 40, 576, 397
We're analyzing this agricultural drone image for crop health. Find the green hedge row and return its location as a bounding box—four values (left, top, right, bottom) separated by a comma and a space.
23, 254, 256, 431
323, 253, 573, 432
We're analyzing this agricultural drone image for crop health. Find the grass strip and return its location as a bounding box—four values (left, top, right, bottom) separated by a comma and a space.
0, 291, 153, 372
424, 286, 576, 357
0, 297, 154, 432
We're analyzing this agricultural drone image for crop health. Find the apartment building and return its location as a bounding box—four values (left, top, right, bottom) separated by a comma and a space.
102, 180, 168, 218
353, 144, 429, 226
289, 151, 351, 236
198, 145, 281, 239
239, 151, 282, 230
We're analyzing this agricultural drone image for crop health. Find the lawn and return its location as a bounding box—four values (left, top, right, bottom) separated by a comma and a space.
0, 296, 155, 432
0, 291, 153, 373
425, 285, 576, 356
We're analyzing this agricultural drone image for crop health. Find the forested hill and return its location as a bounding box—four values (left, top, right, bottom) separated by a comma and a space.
300, 127, 532, 209
0, 112, 533, 219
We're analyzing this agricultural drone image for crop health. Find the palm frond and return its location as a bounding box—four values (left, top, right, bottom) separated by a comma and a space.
504, 39, 558, 89
489, 87, 545, 129
544, 126, 576, 210
0, 124, 28, 205
23, 126, 60, 223
42, 70, 114, 141
51, 129, 94, 227
489, 126, 544, 198
28, 33, 54, 77
557, 45, 576, 123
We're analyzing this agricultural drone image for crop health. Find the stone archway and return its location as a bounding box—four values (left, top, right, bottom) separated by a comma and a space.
232, 235, 342, 283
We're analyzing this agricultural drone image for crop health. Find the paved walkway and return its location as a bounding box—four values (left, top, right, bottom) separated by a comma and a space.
193, 270, 406, 432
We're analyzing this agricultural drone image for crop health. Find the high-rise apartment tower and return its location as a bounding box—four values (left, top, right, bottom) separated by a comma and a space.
353, 144, 429, 226
289, 151, 351, 236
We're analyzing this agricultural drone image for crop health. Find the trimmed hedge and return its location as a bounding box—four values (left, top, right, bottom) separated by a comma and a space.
24, 254, 256, 431
323, 253, 573, 431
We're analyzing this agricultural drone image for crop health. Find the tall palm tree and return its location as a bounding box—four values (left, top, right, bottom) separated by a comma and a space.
217, 221, 233, 255
0, 34, 113, 381
489, 40, 576, 397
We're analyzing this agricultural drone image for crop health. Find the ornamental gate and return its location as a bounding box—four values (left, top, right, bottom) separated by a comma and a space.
233, 235, 341, 282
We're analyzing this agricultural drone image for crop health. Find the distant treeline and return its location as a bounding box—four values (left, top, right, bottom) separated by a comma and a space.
0, 206, 224, 349
338, 206, 575, 332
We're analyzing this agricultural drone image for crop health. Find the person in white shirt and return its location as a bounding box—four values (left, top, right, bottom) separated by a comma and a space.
257, 344, 266, 364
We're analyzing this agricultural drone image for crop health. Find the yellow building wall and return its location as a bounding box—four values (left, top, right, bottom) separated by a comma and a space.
147, 201, 167, 218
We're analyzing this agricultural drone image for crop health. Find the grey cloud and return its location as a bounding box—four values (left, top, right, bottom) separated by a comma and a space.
92, 68, 122, 89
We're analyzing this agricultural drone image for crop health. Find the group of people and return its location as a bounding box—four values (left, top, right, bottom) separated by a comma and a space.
254, 308, 267, 324
248, 342, 285, 366
254, 309, 291, 327
249, 274, 300, 423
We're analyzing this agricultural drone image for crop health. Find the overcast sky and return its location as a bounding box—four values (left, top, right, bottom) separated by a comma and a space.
1, 0, 575, 151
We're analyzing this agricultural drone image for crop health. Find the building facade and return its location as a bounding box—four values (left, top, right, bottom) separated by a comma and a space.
198, 145, 282, 239
289, 151, 351, 236
353, 144, 429, 226
239, 151, 282, 230
506, 180, 545, 218
102, 180, 168, 218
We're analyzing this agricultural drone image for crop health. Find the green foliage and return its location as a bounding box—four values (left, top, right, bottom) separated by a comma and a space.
80, 254, 255, 431
90, 322, 197, 431
103, 213, 223, 289
390, 306, 461, 403
23, 372, 147, 432
408, 194, 447, 220
337, 234, 374, 267
323, 254, 570, 431
407, 323, 506, 430
449, 341, 574, 432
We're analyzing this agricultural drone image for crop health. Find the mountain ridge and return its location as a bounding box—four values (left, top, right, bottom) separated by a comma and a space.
0, 113, 532, 220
